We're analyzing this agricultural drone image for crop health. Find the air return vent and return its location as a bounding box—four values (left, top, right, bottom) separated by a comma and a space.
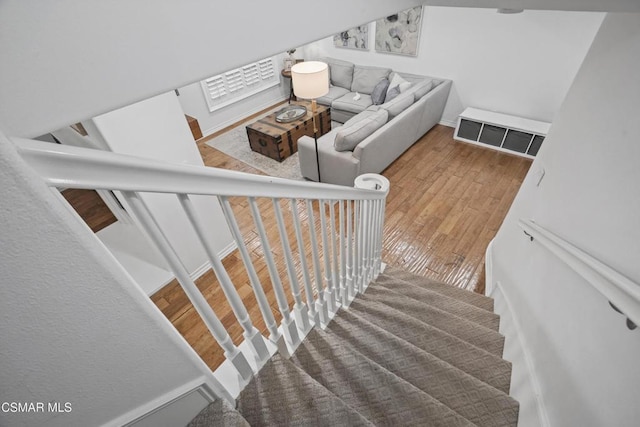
454, 108, 551, 158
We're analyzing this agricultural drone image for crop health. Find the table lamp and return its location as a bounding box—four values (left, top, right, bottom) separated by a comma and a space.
291, 61, 329, 182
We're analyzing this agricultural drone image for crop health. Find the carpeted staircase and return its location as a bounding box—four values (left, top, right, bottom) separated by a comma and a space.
188, 266, 519, 426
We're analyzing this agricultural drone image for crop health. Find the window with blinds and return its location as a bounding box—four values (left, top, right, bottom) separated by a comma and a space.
201, 57, 279, 112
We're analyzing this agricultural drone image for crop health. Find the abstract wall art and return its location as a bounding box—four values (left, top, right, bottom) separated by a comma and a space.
374, 6, 423, 56
333, 24, 369, 51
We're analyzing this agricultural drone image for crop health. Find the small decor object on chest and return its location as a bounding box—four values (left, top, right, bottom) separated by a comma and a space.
283, 48, 297, 71
275, 105, 307, 123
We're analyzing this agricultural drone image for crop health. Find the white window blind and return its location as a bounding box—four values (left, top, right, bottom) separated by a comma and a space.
201, 56, 279, 112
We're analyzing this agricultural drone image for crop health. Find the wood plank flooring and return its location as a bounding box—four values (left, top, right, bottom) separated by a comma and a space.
61, 189, 117, 233
151, 117, 531, 372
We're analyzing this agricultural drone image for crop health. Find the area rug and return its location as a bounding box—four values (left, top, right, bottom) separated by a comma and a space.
205, 107, 340, 180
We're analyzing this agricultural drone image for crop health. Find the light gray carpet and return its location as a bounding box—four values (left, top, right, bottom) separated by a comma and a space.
237, 354, 373, 427
187, 399, 249, 427
205, 106, 341, 180
384, 265, 495, 311
374, 272, 501, 330
188, 267, 518, 426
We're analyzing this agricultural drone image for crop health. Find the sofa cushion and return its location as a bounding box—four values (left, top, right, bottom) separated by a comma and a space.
404, 79, 435, 101
380, 90, 414, 119
343, 106, 380, 127
351, 66, 392, 94
324, 58, 354, 90
332, 92, 373, 114
317, 86, 350, 106
387, 72, 412, 97
370, 79, 390, 105
334, 109, 389, 152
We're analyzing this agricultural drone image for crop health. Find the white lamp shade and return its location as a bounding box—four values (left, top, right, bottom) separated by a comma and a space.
291, 61, 329, 99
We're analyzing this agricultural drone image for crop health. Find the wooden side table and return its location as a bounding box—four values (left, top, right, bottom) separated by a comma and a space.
281, 69, 295, 104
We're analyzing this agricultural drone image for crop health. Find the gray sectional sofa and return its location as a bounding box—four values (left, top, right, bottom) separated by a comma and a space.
298, 57, 451, 186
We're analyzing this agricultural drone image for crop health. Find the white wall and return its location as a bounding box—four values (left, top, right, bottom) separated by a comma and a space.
0, 132, 220, 427
0, 0, 425, 138
302, 7, 603, 125
490, 12, 640, 427
88, 91, 234, 276
177, 54, 289, 138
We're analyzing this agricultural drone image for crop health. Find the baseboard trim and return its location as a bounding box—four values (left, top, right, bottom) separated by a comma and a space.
218, 240, 238, 260
189, 241, 238, 281
485, 239, 495, 296
200, 98, 287, 138
106, 377, 215, 427
494, 281, 550, 427
439, 118, 457, 128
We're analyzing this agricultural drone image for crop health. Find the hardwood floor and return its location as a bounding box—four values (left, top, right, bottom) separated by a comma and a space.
61, 189, 117, 233
151, 118, 531, 372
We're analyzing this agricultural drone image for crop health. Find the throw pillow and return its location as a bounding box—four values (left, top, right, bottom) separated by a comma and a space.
351, 66, 392, 94
370, 79, 390, 105
387, 72, 412, 98
385, 85, 401, 102
334, 109, 389, 152
380, 91, 414, 119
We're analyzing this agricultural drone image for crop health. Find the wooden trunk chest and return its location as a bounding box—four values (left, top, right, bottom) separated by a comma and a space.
246, 103, 331, 162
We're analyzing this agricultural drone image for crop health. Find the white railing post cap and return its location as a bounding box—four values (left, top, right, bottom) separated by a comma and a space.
354, 174, 390, 194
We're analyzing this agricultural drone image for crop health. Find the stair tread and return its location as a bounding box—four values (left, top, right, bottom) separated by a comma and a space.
374, 273, 501, 331
291, 329, 476, 427
326, 310, 519, 427
348, 299, 513, 393
237, 354, 374, 426
188, 398, 250, 427
384, 266, 494, 311
358, 289, 505, 356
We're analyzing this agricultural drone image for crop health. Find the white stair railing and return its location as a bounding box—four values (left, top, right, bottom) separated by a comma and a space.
519, 219, 640, 329
14, 137, 390, 396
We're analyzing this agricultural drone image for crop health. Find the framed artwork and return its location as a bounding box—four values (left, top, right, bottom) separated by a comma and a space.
375, 6, 423, 56
333, 24, 369, 50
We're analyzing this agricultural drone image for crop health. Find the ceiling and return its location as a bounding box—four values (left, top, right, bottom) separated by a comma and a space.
425, 0, 640, 13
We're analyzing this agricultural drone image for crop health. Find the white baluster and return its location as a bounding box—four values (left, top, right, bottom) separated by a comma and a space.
362, 199, 372, 286
272, 198, 311, 333
328, 201, 341, 304
290, 199, 320, 327
123, 191, 253, 381
355, 199, 364, 293
219, 197, 289, 358
370, 199, 377, 282
306, 200, 329, 324
379, 195, 387, 274
318, 200, 337, 312
338, 200, 348, 306
375, 198, 385, 276
179, 194, 270, 363
248, 198, 300, 348
346, 200, 355, 302
368, 200, 378, 283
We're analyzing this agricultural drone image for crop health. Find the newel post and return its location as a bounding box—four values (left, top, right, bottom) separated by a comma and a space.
354, 174, 390, 288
